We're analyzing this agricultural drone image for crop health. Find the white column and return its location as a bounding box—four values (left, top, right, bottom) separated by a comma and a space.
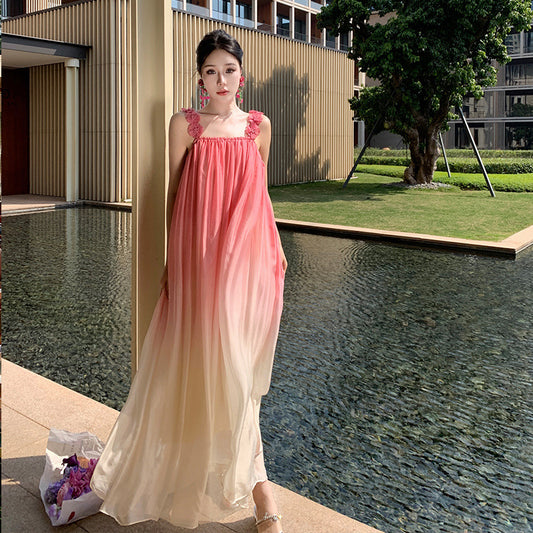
290, 5, 295, 39
64, 58, 79, 202
272, 0, 277, 34
182, 0, 187, 10
209, 0, 212, 18
231, 0, 236, 23
306, 11, 311, 43
131, 0, 174, 377
252, 0, 257, 29
335, 34, 340, 50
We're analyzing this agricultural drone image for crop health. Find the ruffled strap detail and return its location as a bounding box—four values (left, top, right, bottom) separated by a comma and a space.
181, 108, 203, 140
245, 110, 263, 140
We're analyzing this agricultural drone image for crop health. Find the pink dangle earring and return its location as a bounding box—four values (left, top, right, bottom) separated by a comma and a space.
236, 75, 245, 106
198, 79, 209, 109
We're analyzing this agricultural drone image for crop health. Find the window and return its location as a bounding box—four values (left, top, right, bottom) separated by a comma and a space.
506, 91, 533, 117
525, 30, 533, 53
236, 0, 253, 26
455, 123, 494, 149
506, 61, 533, 86
276, 14, 290, 37
506, 122, 533, 148
236, 0, 251, 19
505, 33, 522, 55
462, 94, 494, 119
340, 32, 350, 51
325, 29, 335, 49
213, 0, 232, 21
295, 18, 306, 41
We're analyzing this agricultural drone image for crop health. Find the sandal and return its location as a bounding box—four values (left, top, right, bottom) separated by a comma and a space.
254, 505, 283, 532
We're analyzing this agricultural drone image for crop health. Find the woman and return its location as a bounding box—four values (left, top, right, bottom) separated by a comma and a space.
90, 29, 287, 533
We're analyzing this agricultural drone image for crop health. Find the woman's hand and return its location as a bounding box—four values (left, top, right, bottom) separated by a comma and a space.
160, 264, 169, 297
280, 248, 288, 273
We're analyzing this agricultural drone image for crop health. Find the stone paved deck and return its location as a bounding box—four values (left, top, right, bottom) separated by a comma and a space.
1, 360, 382, 533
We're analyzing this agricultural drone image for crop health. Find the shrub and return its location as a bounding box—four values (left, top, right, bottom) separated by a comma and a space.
358, 156, 533, 174
357, 148, 533, 159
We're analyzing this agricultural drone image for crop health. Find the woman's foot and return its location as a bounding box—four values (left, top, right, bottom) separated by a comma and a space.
252, 481, 283, 532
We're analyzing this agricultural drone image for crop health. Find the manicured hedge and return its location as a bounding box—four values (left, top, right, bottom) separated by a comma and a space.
358, 155, 533, 174
356, 164, 533, 192
360, 148, 533, 159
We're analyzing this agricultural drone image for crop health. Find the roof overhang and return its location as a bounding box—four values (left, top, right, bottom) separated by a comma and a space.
1, 33, 90, 68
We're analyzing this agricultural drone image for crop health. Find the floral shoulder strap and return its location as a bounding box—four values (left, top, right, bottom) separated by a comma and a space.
245, 110, 263, 140
181, 108, 203, 141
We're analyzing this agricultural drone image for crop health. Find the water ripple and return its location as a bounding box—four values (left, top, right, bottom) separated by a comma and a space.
2, 210, 532, 532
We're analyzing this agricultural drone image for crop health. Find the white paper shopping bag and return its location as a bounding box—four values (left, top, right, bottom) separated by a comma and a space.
39, 428, 105, 526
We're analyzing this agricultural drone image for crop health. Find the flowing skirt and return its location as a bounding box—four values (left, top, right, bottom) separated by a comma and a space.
90, 137, 285, 528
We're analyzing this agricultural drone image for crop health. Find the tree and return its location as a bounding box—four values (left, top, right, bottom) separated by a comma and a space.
317, 1, 533, 184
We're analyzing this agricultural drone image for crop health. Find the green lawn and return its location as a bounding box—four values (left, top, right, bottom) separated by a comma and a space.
269, 174, 533, 241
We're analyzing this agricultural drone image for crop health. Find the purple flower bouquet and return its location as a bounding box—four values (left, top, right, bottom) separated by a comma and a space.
39, 429, 105, 526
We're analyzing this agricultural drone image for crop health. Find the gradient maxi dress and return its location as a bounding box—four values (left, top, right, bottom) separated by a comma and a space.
90, 109, 285, 528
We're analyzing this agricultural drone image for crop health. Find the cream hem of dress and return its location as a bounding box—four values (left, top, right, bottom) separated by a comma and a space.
93, 476, 270, 529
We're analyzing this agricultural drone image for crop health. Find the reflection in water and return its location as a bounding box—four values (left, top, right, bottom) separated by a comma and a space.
3, 207, 132, 408
3, 208, 532, 532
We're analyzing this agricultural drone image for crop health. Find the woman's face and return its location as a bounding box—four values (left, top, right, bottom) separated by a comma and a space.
200, 48, 242, 102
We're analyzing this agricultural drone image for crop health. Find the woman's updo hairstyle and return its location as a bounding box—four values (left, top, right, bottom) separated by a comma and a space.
196, 30, 243, 73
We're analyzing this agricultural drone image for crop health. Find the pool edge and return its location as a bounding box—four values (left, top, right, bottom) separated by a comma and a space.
275, 219, 533, 258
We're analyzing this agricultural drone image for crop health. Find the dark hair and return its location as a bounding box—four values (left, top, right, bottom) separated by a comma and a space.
196, 30, 243, 73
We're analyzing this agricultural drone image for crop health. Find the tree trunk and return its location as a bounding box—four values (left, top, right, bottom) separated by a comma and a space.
403, 127, 440, 184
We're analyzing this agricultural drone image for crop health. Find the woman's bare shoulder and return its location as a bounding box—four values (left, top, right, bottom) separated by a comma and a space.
258, 113, 271, 134
169, 111, 195, 144
169, 110, 189, 129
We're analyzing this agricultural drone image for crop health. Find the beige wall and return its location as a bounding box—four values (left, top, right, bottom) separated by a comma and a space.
5, 1, 354, 199
29, 63, 67, 196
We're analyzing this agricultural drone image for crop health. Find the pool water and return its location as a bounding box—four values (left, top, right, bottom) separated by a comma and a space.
3, 207, 532, 532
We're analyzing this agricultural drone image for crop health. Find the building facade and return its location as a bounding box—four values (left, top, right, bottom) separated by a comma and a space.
1, 0, 354, 201
2, 0, 352, 50
442, 27, 533, 150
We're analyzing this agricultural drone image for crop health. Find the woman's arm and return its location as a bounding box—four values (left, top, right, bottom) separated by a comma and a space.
160, 112, 192, 295
257, 115, 271, 185
257, 116, 287, 273
167, 112, 191, 245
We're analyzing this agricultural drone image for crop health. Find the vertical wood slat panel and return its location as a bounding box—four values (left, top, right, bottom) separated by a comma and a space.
29, 63, 66, 197
173, 11, 352, 186
5, 0, 132, 202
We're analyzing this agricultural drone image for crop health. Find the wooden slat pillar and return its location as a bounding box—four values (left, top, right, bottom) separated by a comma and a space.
131, 0, 174, 377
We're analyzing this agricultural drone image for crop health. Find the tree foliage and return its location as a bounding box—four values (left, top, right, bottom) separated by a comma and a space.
317, 0, 533, 183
